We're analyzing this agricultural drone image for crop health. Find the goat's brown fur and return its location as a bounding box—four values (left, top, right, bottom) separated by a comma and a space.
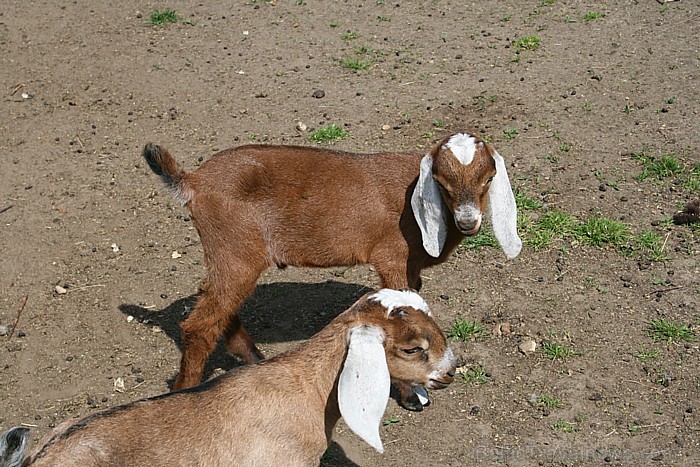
142, 136, 501, 391
14, 291, 454, 466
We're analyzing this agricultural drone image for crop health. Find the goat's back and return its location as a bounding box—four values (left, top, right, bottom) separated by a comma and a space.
183, 145, 424, 269
26, 363, 331, 466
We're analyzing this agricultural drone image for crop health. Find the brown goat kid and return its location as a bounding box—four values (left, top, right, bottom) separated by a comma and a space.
143, 132, 521, 401
1, 290, 456, 466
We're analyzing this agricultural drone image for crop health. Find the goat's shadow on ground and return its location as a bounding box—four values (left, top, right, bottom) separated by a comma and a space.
119, 280, 371, 386
320, 442, 360, 467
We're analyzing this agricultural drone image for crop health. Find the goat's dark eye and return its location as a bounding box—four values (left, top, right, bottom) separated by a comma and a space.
403, 346, 423, 355
486, 176, 495, 184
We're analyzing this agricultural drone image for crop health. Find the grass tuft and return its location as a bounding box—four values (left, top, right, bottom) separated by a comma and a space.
538, 395, 563, 408
573, 215, 630, 247
147, 8, 179, 27
449, 320, 489, 342
542, 342, 580, 360
460, 366, 490, 385
646, 319, 695, 343
308, 125, 348, 144
338, 58, 372, 70
513, 35, 541, 52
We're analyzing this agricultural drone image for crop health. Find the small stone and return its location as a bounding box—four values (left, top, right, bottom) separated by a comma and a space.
519, 339, 537, 354
599, 184, 607, 192
589, 392, 602, 401
135, 377, 145, 384
381, 124, 391, 131
0, 325, 8, 336
604, 456, 611, 463
151, 326, 163, 333
439, 294, 449, 300
114, 377, 126, 393
171, 251, 182, 259
295, 121, 307, 132
469, 406, 480, 416
17, 331, 26, 337
55, 285, 68, 295
160, 294, 168, 299
311, 90, 325, 99
127, 315, 134, 323
685, 407, 693, 414
111, 243, 120, 253
620, 196, 628, 201
66, 355, 74, 362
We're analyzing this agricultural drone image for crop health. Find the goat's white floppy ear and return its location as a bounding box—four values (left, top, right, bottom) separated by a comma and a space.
338, 325, 390, 453
489, 151, 522, 259
411, 155, 448, 258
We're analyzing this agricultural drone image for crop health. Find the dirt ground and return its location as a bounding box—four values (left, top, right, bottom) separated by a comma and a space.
1, 0, 698, 465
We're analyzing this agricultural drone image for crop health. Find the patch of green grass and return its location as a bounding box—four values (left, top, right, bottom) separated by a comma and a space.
538, 395, 563, 408
147, 8, 179, 27
542, 342, 580, 360
449, 320, 489, 342
646, 319, 695, 343
551, 420, 576, 432
308, 124, 348, 144
503, 127, 519, 140
643, 155, 684, 180
543, 154, 560, 164
461, 366, 491, 385
338, 58, 372, 70
573, 215, 631, 248
558, 142, 572, 153
684, 164, 700, 193
523, 210, 577, 251
583, 11, 606, 21
460, 230, 498, 251
635, 349, 660, 360
382, 416, 401, 426
431, 119, 445, 128
634, 231, 669, 262
341, 30, 358, 41
513, 35, 541, 52
514, 189, 543, 211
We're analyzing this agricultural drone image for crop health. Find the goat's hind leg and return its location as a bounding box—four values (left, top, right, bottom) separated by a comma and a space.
173, 267, 263, 390
224, 313, 264, 364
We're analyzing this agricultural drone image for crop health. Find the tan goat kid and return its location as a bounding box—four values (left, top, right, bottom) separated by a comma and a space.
0, 289, 456, 466
143, 131, 520, 408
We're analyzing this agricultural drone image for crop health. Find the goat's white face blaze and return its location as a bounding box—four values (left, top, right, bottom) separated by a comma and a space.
444, 132, 477, 165
369, 289, 431, 316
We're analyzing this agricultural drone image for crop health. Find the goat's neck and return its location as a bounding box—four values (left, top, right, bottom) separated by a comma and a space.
271, 313, 358, 436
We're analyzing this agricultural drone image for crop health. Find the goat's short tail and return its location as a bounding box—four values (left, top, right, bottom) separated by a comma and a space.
0, 427, 30, 467
142, 143, 192, 205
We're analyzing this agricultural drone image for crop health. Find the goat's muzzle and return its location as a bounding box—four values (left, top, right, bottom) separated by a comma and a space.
456, 218, 481, 236
427, 377, 452, 390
